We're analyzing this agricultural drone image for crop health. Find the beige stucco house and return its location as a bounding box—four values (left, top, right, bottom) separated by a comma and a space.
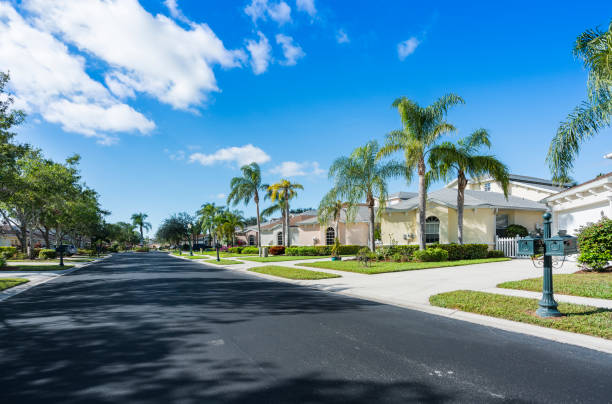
381, 174, 570, 247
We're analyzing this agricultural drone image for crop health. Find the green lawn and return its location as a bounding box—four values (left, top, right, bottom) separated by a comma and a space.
498, 273, 612, 300
301, 258, 510, 274
0, 278, 29, 291
241, 256, 329, 262
172, 251, 256, 258
202, 259, 242, 265
2, 265, 74, 271
176, 255, 210, 260
429, 290, 612, 339
248, 265, 340, 280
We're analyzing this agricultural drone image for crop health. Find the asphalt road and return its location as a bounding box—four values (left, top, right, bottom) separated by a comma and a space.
0, 252, 610, 403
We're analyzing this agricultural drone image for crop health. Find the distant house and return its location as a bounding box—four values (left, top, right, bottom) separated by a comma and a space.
544, 172, 612, 236
381, 174, 570, 247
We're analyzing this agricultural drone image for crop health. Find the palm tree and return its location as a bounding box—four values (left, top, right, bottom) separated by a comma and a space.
261, 196, 286, 245
227, 163, 268, 248
130, 212, 151, 245
328, 140, 404, 251
318, 195, 345, 243
548, 21, 612, 182
267, 180, 303, 246
197, 203, 223, 246
378, 94, 464, 250
429, 129, 510, 244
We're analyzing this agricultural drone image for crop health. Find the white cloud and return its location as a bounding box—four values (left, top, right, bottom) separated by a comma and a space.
216, 193, 226, 199
247, 32, 272, 75
164, 0, 189, 23
167, 150, 186, 160
23, 0, 246, 111
244, 0, 291, 26
189, 144, 271, 167
336, 29, 349, 44
397, 37, 420, 60
296, 0, 316, 16
276, 34, 305, 66
270, 161, 324, 177
0, 3, 154, 144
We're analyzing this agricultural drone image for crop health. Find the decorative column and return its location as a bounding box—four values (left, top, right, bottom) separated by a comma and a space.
536, 212, 562, 318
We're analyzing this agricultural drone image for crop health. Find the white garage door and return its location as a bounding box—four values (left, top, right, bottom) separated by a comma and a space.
557, 201, 609, 236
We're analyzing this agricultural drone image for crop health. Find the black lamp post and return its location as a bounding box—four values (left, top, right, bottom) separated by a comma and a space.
215, 242, 221, 262
188, 223, 193, 256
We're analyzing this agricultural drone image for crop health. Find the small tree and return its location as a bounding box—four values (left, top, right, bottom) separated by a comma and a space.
576, 217, 612, 271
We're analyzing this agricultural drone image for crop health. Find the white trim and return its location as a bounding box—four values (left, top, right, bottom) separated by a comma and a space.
544, 175, 612, 202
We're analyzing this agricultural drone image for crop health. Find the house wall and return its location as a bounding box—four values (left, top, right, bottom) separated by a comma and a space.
458, 207, 495, 244
551, 200, 610, 236
380, 210, 417, 245
463, 181, 554, 201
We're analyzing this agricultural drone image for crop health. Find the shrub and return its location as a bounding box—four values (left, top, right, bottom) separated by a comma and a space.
78, 248, 96, 256
241, 246, 259, 254
0, 256, 5, 268
577, 217, 612, 271
506, 224, 529, 238
228, 247, 243, 254
14, 252, 27, 260
269, 246, 285, 255
0, 246, 17, 259
285, 247, 300, 256
337, 245, 362, 255
392, 252, 402, 262
38, 249, 57, 259
487, 250, 505, 258
432, 244, 488, 260
314, 246, 332, 255
413, 248, 449, 262
376, 245, 419, 260
134, 247, 150, 252
109, 244, 119, 253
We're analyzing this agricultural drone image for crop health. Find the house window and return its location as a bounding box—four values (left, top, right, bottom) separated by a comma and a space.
248, 235, 255, 246
484, 182, 491, 192
425, 216, 440, 243
496, 214, 509, 236
277, 232, 283, 245
326, 227, 335, 245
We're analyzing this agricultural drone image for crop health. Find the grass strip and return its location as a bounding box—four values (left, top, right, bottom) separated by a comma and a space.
301, 258, 510, 274
248, 265, 340, 280
429, 290, 612, 339
498, 273, 612, 300
2, 265, 75, 271
0, 278, 29, 291
241, 256, 330, 262
202, 259, 242, 265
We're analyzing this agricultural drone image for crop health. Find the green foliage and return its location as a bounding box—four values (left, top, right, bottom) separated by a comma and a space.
577, 217, 612, 271
487, 250, 505, 258
498, 273, 612, 300
0, 277, 28, 291
240, 246, 259, 254
38, 249, 57, 259
134, 247, 150, 252
0, 256, 5, 268
413, 247, 449, 262
0, 246, 17, 259
248, 265, 340, 280
506, 224, 528, 238
269, 246, 285, 255
228, 247, 243, 254
432, 243, 488, 260
331, 238, 341, 257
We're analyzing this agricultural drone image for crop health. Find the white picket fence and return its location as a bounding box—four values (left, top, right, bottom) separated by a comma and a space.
495, 235, 524, 258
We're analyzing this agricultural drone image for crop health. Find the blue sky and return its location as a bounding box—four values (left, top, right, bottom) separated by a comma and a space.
3, 0, 611, 236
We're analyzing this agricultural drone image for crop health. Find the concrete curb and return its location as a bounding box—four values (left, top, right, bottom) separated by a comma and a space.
0, 254, 112, 302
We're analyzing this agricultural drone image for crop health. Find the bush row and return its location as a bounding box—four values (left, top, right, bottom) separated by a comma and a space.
39, 249, 57, 259
376, 243, 490, 261
0, 246, 17, 259
285, 245, 363, 256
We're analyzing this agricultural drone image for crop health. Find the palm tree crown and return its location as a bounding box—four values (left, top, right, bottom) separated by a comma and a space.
197, 203, 223, 245
267, 179, 303, 246
227, 162, 267, 248
429, 129, 509, 244
548, 21, 612, 182
318, 196, 346, 243
130, 212, 151, 244
328, 140, 404, 250
378, 94, 464, 249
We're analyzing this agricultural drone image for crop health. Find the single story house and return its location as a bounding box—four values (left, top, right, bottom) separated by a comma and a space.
381, 187, 547, 247
544, 172, 612, 236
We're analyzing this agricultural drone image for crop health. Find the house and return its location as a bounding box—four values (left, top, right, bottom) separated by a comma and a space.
544, 172, 612, 236
381, 188, 548, 247
235, 225, 259, 246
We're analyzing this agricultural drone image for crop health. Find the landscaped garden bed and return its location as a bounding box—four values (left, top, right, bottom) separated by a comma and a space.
248, 265, 340, 280
301, 258, 509, 274
0, 278, 29, 291
202, 259, 242, 265
429, 290, 612, 339
241, 256, 330, 263
497, 272, 612, 300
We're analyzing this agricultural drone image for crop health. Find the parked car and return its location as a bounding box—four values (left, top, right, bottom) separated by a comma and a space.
54, 244, 77, 256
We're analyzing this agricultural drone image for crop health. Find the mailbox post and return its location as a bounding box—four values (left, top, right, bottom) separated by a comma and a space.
215, 242, 221, 262
517, 212, 578, 318
57, 245, 65, 267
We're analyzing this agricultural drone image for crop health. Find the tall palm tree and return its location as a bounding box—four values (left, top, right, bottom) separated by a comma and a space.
267, 180, 303, 247
227, 163, 268, 248
197, 203, 223, 246
318, 195, 345, 243
328, 140, 404, 251
378, 94, 464, 250
261, 196, 286, 245
429, 129, 510, 244
130, 212, 151, 245
548, 21, 612, 182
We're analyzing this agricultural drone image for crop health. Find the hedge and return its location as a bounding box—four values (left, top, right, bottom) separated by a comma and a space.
487, 250, 505, 258
285, 245, 362, 256
269, 246, 285, 255
78, 248, 96, 256
241, 246, 259, 254
39, 249, 57, 259
228, 247, 243, 254
577, 217, 612, 271
431, 244, 489, 260
413, 248, 449, 262
0, 246, 17, 259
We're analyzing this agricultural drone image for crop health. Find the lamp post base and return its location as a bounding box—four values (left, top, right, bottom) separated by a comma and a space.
536, 295, 562, 318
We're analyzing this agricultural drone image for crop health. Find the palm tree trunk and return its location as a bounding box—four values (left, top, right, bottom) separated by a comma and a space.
285, 200, 290, 247
255, 192, 262, 251
418, 158, 427, 250
457, 171, 467, 244
368, 201, 375, 251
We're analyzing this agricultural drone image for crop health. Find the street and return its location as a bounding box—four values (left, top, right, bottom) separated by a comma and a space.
0, 252, 610, 403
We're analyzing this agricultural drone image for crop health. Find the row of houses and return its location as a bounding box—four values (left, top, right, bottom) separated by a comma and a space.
237, 169, 612, 248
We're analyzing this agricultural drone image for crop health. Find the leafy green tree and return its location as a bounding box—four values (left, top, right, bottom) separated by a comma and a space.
261, 196, 286, 245
548, 21, 612, 182
227, 162, 267, 248
328, 140, 404, 251
379, 94, 464, 250
318, 196, 345, 242
267, 179, 303, 246
428, 129, 509, 244
131, 212, 152, 245
0, 72, 27, 199
197, 203, 224, 246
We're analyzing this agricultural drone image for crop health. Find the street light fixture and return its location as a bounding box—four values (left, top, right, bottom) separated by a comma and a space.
187, 223, 193, 256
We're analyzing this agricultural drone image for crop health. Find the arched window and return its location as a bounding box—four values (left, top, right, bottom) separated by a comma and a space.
248, 235, 255, 246
425, 216, 440, 243
277, 232, 283, 245
326, 227, 335, 245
